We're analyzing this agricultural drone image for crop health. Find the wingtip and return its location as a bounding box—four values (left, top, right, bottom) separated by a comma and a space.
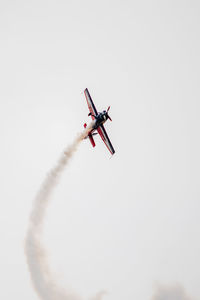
109, 151, 115, 159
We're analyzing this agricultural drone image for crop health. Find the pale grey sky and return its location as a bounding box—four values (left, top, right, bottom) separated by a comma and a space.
0, 0, 200, 299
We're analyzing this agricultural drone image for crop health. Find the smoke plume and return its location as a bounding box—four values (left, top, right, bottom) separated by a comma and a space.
151, 284, 193, 300
25, 122, 104, 300
25, 121, 193, 300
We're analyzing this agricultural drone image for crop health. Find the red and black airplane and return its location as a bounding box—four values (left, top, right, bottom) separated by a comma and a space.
84, 88, 115, 155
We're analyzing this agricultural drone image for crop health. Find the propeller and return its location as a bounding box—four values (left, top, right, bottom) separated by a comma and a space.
106, 106, 112, 121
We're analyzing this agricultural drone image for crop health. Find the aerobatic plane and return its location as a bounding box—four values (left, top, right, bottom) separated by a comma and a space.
83, 88, 115, 155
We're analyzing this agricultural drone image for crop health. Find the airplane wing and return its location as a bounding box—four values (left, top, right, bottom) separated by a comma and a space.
84, 88, 98, 120
97, 125, 115, 155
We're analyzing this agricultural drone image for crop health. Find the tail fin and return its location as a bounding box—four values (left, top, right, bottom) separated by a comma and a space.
89, 134, 95, 147
84, 123, 95, 147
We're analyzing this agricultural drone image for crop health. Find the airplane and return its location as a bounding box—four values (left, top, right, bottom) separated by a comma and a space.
83, 88, 115, 155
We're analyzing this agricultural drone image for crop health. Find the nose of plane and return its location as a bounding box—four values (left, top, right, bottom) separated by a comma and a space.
106, 109, 112, 121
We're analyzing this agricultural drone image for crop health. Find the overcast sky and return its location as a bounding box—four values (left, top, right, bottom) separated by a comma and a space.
0, 0, 200, 299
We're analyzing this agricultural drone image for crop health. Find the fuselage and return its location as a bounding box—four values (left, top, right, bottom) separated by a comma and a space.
92, 111, 108, 130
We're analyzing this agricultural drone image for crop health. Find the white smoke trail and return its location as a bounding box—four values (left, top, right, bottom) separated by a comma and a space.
90, 291, 107, 300
25, 121, 105, 300
151, 284, 192, 300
